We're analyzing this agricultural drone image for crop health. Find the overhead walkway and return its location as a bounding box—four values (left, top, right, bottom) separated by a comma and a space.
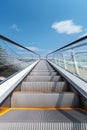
0, 35, 87, 129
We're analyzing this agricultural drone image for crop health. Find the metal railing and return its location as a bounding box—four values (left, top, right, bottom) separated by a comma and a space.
0, 35, 40, 82
46, 36, 87, 81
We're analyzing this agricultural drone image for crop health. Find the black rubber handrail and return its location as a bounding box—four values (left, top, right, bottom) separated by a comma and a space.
46, 35, 87, 58
0, 35, 40, 58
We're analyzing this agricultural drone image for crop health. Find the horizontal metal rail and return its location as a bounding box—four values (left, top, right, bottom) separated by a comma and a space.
47, 35, 87, 56
46, 36, 87, 100
0, 35, 40, 57
0, 35, 40, 83
46, 36, 87, 82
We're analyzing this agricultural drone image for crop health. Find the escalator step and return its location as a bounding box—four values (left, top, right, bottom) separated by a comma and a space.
29, 71, 58, 76
25, 76, 62, 82
11, 92, 79, 108
21, 82, 68, 92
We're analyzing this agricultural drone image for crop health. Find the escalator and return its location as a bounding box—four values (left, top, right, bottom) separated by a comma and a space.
0, 59, 87, 130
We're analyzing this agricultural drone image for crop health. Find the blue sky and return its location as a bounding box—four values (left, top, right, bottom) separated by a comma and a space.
0, 0, 87, 56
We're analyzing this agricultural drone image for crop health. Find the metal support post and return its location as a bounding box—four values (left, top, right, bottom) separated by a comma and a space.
63, 53, 67, 69
72, 50, 80, 75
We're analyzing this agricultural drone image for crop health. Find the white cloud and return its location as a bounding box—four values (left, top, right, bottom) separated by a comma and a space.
51, 20, 82, 35
10, 24, 20, 32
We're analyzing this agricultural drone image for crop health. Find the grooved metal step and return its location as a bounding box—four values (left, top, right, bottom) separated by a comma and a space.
21, 82, 68, 92
11, 92, 79, 108
32, 70, 56, 72
29, 71, 58, 76
0, 122, 87, 130
25, 76, 62, 82
0, 109, 87, 122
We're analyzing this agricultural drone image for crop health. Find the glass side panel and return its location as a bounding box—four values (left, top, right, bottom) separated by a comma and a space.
47, 38, 87, 81
0, 39, 39, 82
